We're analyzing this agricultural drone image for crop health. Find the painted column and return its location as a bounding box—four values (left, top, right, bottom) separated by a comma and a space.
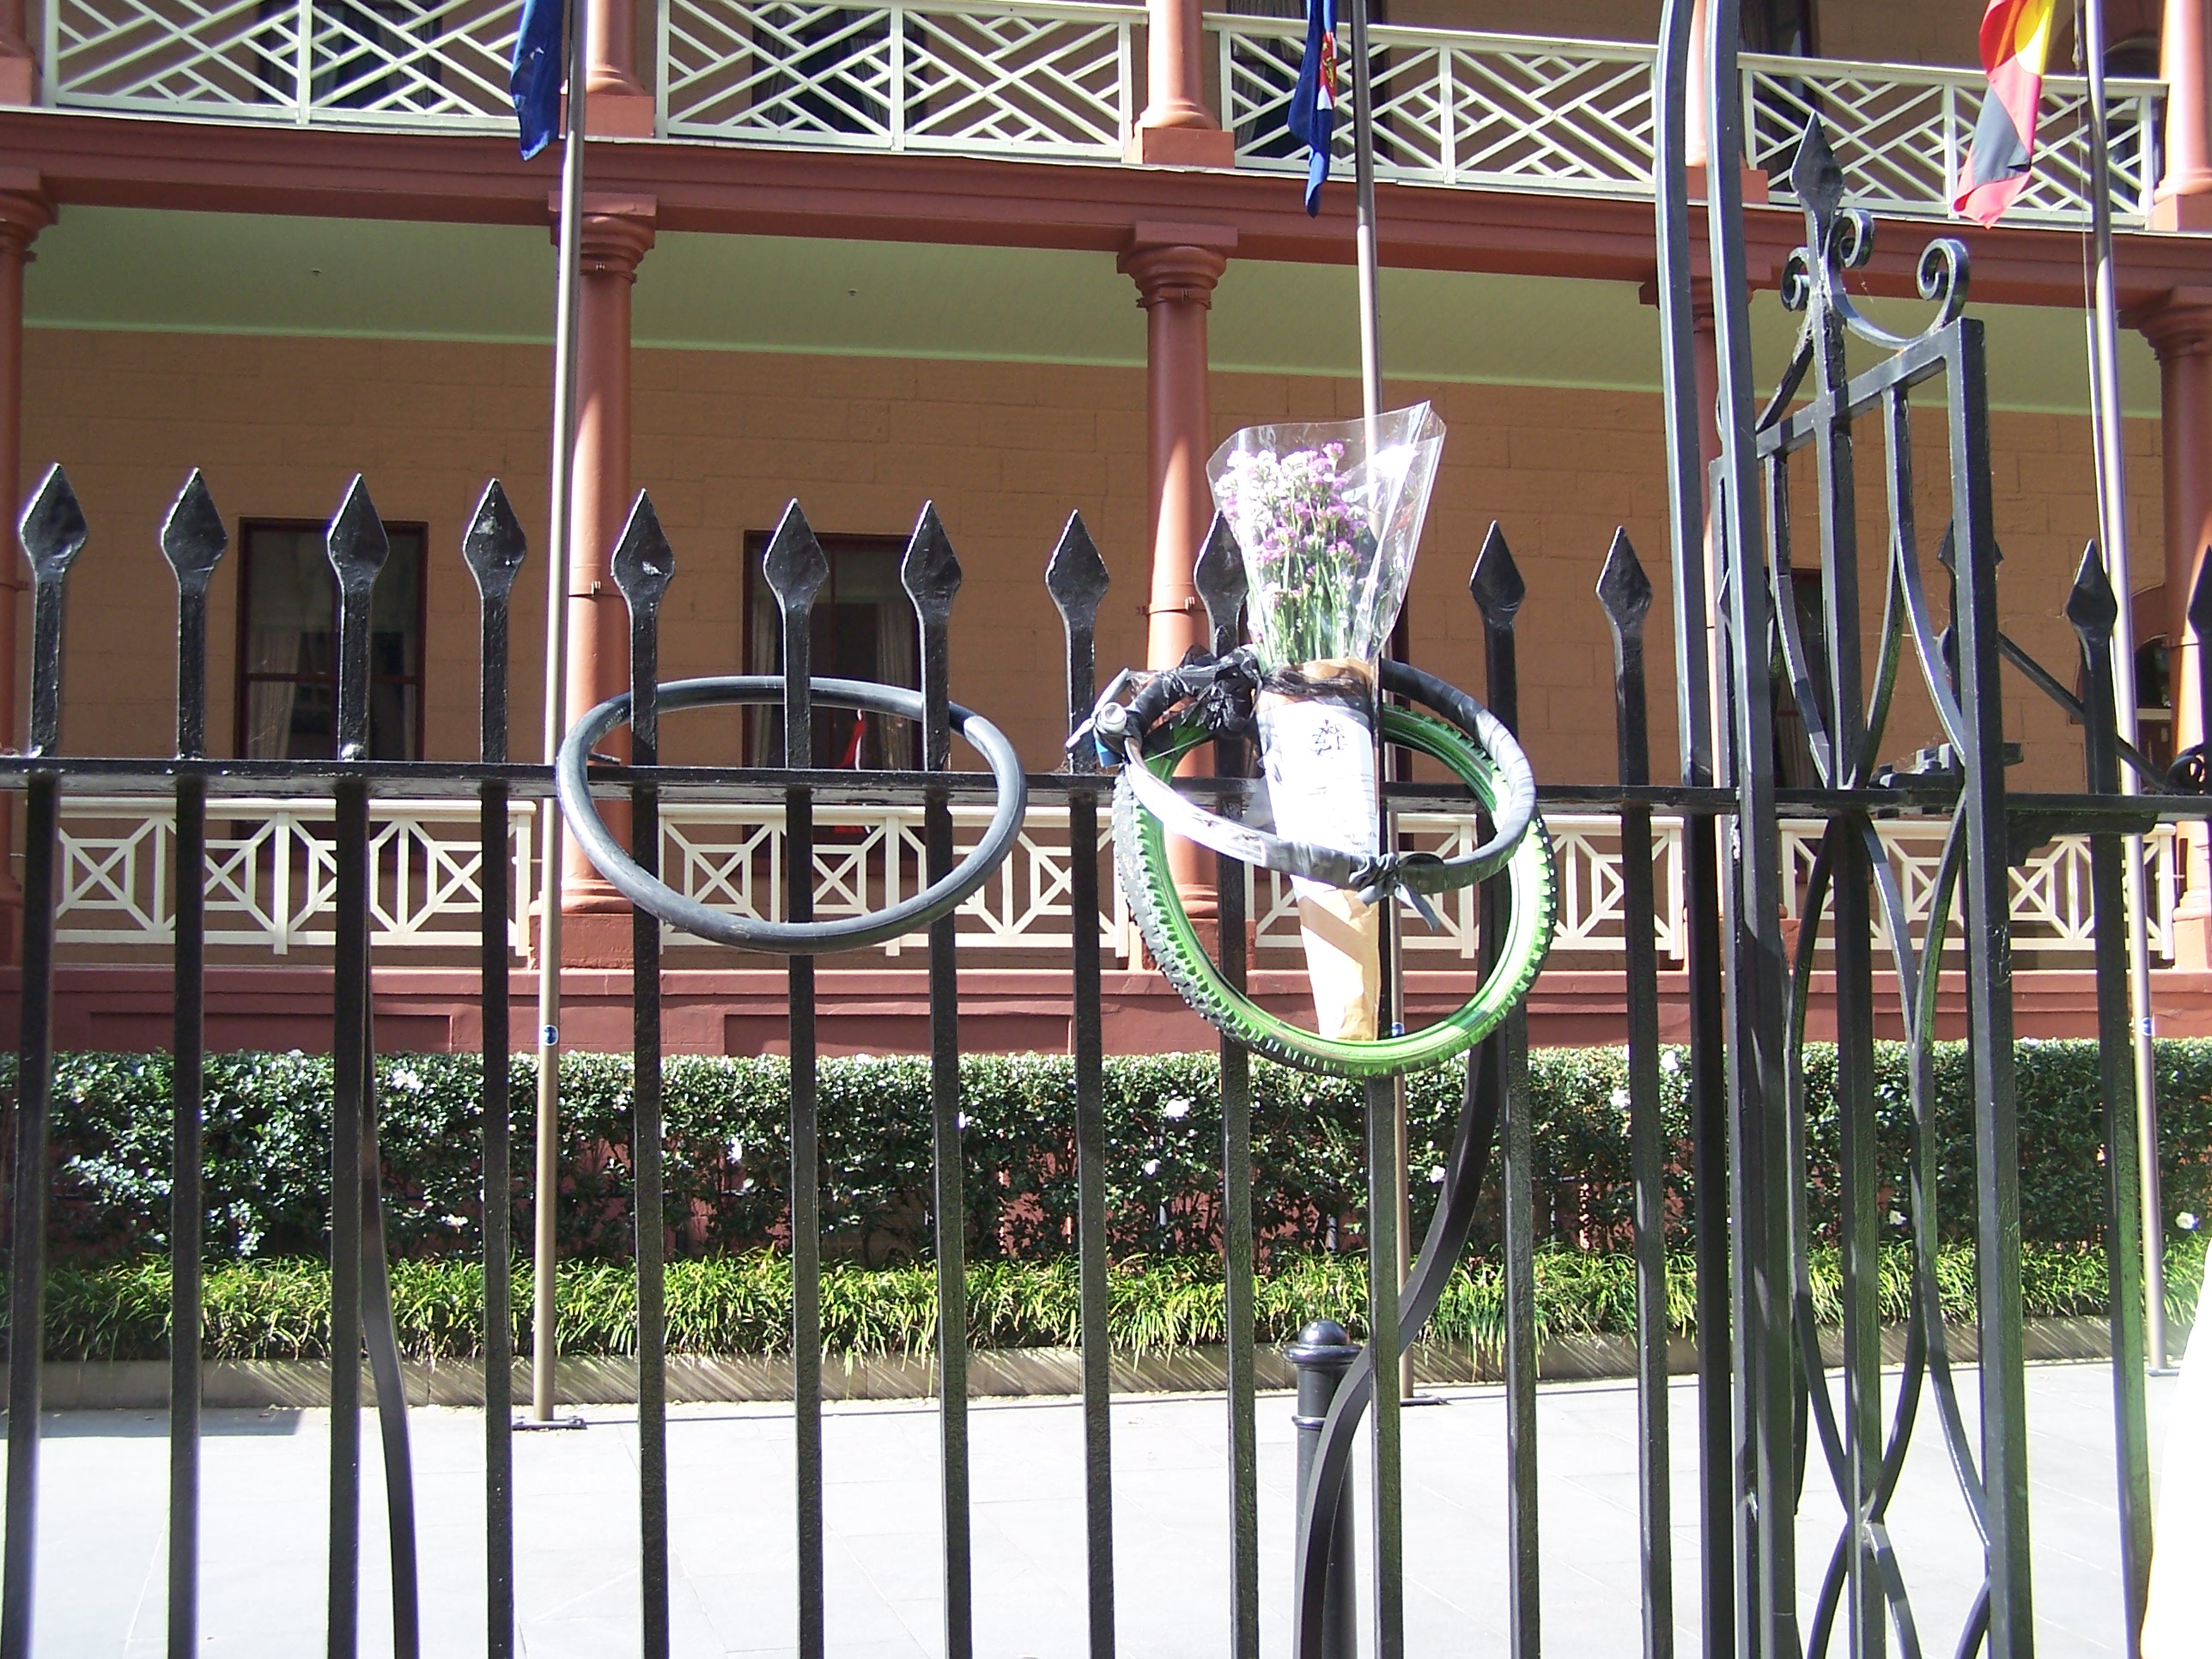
1120, 229, 1232, 921
1129, 0, 1233, 167
585, 0, 655, 137
2156, 0, 2212, 229
560, 194, 656, 967
2141, 289, 2212, 965
0, 180, 50, 964
0, 0, 32, 105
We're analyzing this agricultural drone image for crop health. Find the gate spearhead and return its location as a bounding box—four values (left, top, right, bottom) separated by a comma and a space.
462, 481, 528, 605
2063, 541, 2118, 647
1194, 513, 1246, 656
763, 499, 829, 623
325, 476, 390, 595
611, 490, 674, 621
19, 464, 88, 586
160, 470, 227, 594
902, 502, 963, 626
1045, 510, 1110, 637
1468, 522, 1524, 631
1596, 528, 1652, 641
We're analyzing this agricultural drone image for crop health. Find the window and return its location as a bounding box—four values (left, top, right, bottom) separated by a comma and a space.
743, 532, 917, 768
236, 520, 426, 761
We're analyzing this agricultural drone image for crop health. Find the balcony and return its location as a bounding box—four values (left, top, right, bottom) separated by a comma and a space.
40, 0, 2165, 228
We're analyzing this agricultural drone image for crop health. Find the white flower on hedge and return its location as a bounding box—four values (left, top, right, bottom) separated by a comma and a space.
442, 1214, 468, 1230
1163, 1098, 1192, 1120
1142, 1158, 1160, 1176
2181, 1212, 2201, 1231
1660, 1050, 1681, 1074
1429, 1165, 1447, 1184
1610, 1087, 1632, 1114
726, 1137, 744, 1163
391, 1067, 423, 1093
956, 1112, 970, 1130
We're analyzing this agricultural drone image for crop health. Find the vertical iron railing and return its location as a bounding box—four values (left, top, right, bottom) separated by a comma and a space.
611, 493, 675, 1659
763, 499, 831, 1659
1047, 510, 1117, 1659
159, 471, 224, 1659
460, 481, 526, 1659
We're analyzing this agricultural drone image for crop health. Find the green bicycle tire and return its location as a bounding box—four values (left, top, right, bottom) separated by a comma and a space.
1115, 702, 1555, 1079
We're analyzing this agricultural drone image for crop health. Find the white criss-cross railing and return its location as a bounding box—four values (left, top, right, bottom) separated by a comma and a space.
40, 1, 2164, 227
1212, 19, 2162, 225
658, 0, 1133, 155
54, 796, 538, 954
50, 796, 2179, 965
46, 0, 526, 126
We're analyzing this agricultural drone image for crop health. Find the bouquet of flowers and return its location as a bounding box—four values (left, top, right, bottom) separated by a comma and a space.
1208, 404, 1445, 1040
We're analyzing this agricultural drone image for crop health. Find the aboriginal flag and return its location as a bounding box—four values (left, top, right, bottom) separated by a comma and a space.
1285, 0, 1340, 216
1954, 0, 2058, 225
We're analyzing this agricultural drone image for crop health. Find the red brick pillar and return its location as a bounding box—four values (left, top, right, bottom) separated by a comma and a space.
0, 181, 51, 963
559, 194, 655, 967
0, 0, 32, 105
1129, 0, 1232, 166
586, 0, 655, 136
1120, 229, 1231, 922
2155, 0, 2212, 230
2142, 289, 2212, 964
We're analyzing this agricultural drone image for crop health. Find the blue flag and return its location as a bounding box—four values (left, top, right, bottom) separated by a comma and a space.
511, 0, 562, 160
1285, 0, 1339, 216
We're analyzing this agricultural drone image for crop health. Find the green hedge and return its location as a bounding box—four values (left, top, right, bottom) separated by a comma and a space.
5, 1042, 2209, 1265
21, 1237, 2205, 1363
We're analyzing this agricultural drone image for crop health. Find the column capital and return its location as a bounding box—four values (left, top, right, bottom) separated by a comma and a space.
550, 191, 656, 278
0, 172, 52, 260
1118, 228, 1232, 309
2131, 286, 2212, 357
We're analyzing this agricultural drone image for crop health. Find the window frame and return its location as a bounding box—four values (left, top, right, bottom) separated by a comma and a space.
233, 515, 430, 762
739, 527, 917, 768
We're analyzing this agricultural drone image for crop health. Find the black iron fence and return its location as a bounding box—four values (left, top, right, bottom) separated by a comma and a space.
0, 35, 2202, 1659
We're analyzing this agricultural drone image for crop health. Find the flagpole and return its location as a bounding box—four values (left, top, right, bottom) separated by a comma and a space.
1344, 0, 1382, 453
2081, 0, 2171, 1373
530, 0, 588, 1424
1340, 0, 1413, 1407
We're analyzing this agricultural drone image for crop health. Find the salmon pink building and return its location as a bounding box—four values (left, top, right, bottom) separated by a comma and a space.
4, 0, 2212, 1051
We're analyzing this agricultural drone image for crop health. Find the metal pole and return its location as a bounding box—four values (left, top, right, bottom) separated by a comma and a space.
2081, 0, 2171, 1373
1344, 0, 1382, 453
1287, 1321, 1358, 1659
531, 0, 588, 1424
1343, 0, 1412, 1403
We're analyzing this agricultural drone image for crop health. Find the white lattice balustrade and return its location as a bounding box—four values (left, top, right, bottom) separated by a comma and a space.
39, 0, 2162, 228
659, 0, 1131, 155
51, 797, 2177, 965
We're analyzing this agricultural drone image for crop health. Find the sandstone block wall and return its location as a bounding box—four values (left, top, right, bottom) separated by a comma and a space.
18, 327, 2160, 796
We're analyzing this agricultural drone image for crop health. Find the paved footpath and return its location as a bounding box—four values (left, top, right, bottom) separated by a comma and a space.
11, 1361, 2179, 1657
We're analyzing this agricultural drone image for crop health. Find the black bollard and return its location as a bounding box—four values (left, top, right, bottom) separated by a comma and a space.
1287, 1318, 1359, 1659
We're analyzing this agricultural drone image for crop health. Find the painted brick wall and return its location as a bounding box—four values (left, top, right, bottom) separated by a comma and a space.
19, 327, 2161, 797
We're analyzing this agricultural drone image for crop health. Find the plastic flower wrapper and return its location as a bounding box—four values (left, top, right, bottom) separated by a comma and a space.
1206, 404, 1446, 1041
